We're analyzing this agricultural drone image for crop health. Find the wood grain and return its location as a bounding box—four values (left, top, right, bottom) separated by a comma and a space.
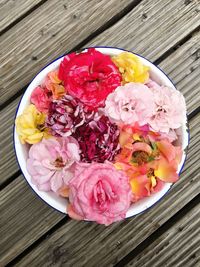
1, 1, 200, 266
0, 175, 65, 266
0, 0, 134, 105
1, 30, 199, 186
88, 0, 200, 61
3, 112, 198, 267
159, 31, 200, 114
0, 96, 20, 185
126, 203, 200, 267
0, 0, 44, 33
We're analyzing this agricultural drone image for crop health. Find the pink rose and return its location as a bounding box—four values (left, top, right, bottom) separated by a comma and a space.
105, 83, 155, 126
30, 86, 51, 113
158, 129, 178, 143
27, 137, 80, 192
146, 80, 186, 133
68, 162, 132, 225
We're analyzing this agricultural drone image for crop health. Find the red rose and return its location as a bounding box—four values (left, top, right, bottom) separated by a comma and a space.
73, 115, 120, 163
58, 48, 122, 109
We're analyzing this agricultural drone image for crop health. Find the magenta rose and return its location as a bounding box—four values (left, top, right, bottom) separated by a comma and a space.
68, 162, 132, 225
58, 48, 122, 110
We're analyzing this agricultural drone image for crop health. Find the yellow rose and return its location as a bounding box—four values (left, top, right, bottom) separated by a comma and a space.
15, 104, 48, 144
112, 52, 149, 84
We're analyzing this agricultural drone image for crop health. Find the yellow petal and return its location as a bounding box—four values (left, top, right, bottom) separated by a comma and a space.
26, 132, 44, 144
154, 157, 179, 183
114, 162, 123, 170
112, 52, 149, 84
132, 133, 141, 141
151, 176, 157, 187
15, 104, 46, 144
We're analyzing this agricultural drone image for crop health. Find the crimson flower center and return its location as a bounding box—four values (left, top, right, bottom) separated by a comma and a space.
54, 157, 65, 168
122, 101, 136, 112
156, 105, 167, 114
37, 123, 45, 131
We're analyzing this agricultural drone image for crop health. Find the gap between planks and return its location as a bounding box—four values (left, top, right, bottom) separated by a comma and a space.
154, 25, 200, 65
87, 0, 200, 61
115, 194, 200, 267
125, 197, 200, 267
0, 0, 49, 36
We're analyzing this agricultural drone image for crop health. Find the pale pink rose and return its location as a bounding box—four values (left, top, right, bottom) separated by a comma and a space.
105, 83, 155, 126
27, 137, 80, 192
68, 162, 132, 225
158, 129, 178, 142
146, 80, 186, 133
145, 80, 160, 90
30, 86, 51, 113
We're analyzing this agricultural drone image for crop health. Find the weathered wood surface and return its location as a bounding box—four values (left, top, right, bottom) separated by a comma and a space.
0, 0, 135, 105
126, 203, 200, 267
1, 23, 200, 187
1, 0, 200, 266
0, 0, 44, 33
0, 175, 65, 266
0, 96, 20, 185
159, 31, 200, 114
88, 0, 200, 61
1, 112, 198, 266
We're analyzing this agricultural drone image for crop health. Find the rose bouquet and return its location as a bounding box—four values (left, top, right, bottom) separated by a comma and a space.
15, 48, 188, 225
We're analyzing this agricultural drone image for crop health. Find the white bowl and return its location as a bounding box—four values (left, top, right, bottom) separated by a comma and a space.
14, 47, 189, 217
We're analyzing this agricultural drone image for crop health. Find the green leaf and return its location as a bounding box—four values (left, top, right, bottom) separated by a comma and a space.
147, 155, 155, 162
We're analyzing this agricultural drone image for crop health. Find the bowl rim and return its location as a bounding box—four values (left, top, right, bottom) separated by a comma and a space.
13, 46, 190, 218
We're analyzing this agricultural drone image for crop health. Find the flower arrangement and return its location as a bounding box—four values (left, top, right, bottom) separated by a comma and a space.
15, 48, 187, 225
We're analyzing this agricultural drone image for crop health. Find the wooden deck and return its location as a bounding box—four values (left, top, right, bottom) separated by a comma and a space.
0, 0, 200, 266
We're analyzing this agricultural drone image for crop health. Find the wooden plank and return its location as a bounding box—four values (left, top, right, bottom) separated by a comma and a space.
0, 97, 20, 184
0, 0, 134, 105
6, 112, 200, 267
159, 31, 200, 113
88, 0, 200, 62
125, 203, 200, 267
0, 0, 44, 33
1, 30, 199, 186
0, 175, 65, 266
